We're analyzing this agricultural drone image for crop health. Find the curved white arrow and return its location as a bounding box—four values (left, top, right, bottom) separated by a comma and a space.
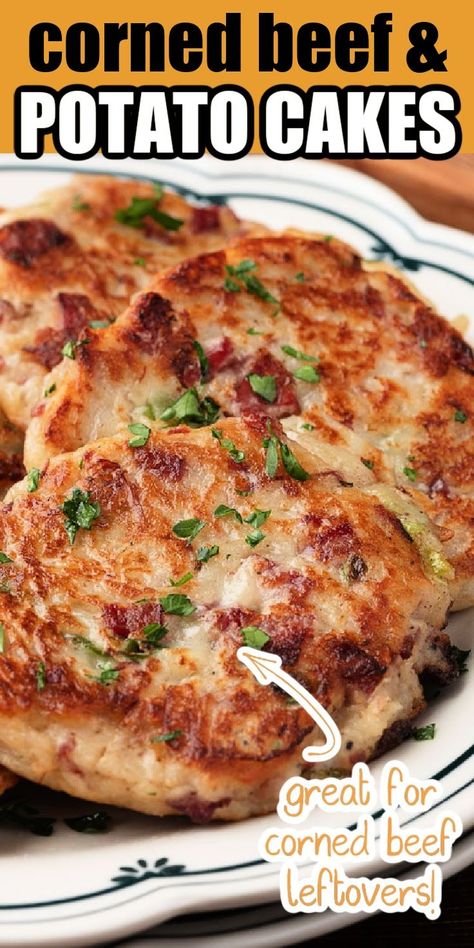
237, 646, 341, 763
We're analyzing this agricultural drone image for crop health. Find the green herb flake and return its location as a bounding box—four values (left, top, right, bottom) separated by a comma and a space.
196, 544, 219, 563
302, 422, 314, 431
65, 812, 110, 834
225, 260, 279, 309
264, 434, 279, 479
26, 468, 41, 493
128, 423, 151, 448
244, 509, 271, 528
159, 593, 196, 616
241, 626, 270, 649
94, 665, 119, 685
361, 458, 374, 470
151, 729, 183, 743
454, 409, 467, 423
412, 723, 436, 741
169, 572, 194, 587
295, 272, 305, 282
323, 235, 333, 242
281, 345, 318, 363
419, 339, 428, 349
247, 327, 264, 335
134, 257, 146, 267
65, 634, 108, 658
0, 552, 12, 564
61, 338, 89, 360
61, 488, 101, 545
89, 320, 110, 329
193, 340, 209, 383
72, 196, 91, 212
142, 623, 168, 645
403, 466, 418, 482
44, 383, 56, 397
0, 623, 5, 653
214, 504, 243, 523
279, 441, 310, 481
247, 373, 277, 403
115, 186, 183, 232
211, 428, 245, 463
293, 365, 320, 384
172, 518, 206, 542
245, 529, 265, 547
36, 661, 46, 691
160, 388, 219, 428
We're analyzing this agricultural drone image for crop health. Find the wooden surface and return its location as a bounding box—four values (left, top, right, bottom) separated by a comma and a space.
301, 158, 474, 946
334, 156, 474, 233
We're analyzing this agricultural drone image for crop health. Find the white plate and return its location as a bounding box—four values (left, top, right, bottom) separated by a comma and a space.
0, 156, 472, 948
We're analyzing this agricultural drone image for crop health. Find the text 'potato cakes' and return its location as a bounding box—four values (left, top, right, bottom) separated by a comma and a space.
0, 418, 458, 820
26, 235, 474, 608
0, 175, 251, 429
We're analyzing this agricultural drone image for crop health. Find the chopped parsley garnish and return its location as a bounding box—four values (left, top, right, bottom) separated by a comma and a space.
0, 552, 12, 564
280, 440, 310, 481
134, 257, 146, 267
412, 723, 436, 741
403, 466, 418, 482
451, 645, 470, 675
169, 572, 194, 587
247, 373, 277, 403
44, 383, 56, 397
211, 428, 245, 463
323, 235, 333, 242
245, 509, 271, 528
151, 729, 183, 743
281, 345, 318, 363
159, 593, 196, 616
65, 634, 109, 657
89, 319, 110, 329
247, 327, 264, 335
172, 518, 206, 542
26, 468, 41, 493
115, 184, 183, 232
224, 259, 279, 312
193, 340, 209, 383
142, 623, 168, 645
293, 365, 320, 384
454, 409, 467, 423
160, 388, 220, 427
92, 664, 119, 685
65, 812, 110, 834
196, 544, 219, 563
61, 488, 101, 545
61, 338, 89, 360
0, 623, 4, 653
214, 504, 243, 523
295, 272, 305, 282
72, 195, 91, 212
302, 422, 314, 431
36, 661, 46, 691
241, 626, 270, 649
361, 458, 374, 470
128, 423, 151, 448
245, 529, 265, 547
264, 431, 279, 478
263, 425, 310, 481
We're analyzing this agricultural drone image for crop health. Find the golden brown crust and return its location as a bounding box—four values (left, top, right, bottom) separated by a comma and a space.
0, 175, 253, 428
0, 420, 456, 819
26, 234, 474, 607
